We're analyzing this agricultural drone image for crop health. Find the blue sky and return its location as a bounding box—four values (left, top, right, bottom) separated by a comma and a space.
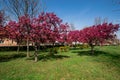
44, 0, 120, 38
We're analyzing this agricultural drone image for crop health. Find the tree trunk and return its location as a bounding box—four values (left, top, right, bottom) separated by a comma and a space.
17, 43, 20, 54
26, 38, 30, 58
50, 43, 55, 56
34, 43, 38, 62
90, 45, 94, 55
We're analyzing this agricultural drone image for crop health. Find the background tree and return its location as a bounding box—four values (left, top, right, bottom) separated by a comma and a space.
69, 23, 75, 31
58, 23, 70, 45
68, 30, 80, 47
0, 10, 5, 26
0, 26, 6, 41
94, 17, 108, 25
0, 10, 8, 42
2, 0, 43, 18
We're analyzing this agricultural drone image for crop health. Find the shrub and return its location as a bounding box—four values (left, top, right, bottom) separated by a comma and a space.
77, 44, 89, 49
49, 47, 59, 55
59, 46, 70, 52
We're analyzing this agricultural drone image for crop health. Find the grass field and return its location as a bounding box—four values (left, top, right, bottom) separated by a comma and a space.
0, 46, 120, 80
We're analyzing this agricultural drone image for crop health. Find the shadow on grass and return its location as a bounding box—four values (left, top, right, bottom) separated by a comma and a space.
70, 47, 81, 50
72, 50, 120, 70
72, 50, 108, 56
27, 54, 70, 61
0, 53, 26, 62
40, 54, 70, 61
72, 50, 120, 58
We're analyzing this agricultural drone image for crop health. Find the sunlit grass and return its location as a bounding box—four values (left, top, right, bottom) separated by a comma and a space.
0, 46, 120, 80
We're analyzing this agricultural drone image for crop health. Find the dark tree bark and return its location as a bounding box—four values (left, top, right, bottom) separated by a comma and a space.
89, 43, 95, 55
17, 43, 20, 54
90, 45, 94, 55
34, 43, 38, 62
26, 37, 30, 58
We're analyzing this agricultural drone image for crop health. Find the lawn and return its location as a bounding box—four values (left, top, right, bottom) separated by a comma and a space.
0, 46, 120, 80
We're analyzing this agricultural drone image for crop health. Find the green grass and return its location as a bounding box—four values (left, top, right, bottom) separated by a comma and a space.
0, 46, 120, 80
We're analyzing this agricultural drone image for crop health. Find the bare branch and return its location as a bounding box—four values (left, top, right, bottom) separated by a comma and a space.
1, 0, 45, 19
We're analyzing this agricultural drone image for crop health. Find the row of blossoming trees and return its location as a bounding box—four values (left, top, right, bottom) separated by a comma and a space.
0, 11, 119, 62
68, 23, 119, 54
0, 12, 70, 62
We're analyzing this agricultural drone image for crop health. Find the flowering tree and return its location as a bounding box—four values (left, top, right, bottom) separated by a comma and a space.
0, 26, 6, 40
79, 23, 119, 54
58, 23, 70, 45
5, 12, 69, 61
6, 21, 24, 53
30, 12, 67, 62
18, 15, 32, 57
68, 30, 80, 45
6, 15, 32, 55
